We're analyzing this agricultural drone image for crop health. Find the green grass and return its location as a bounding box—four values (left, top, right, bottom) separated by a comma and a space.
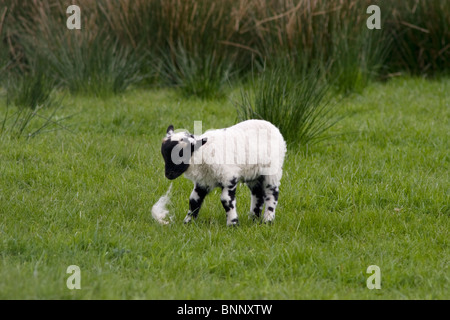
0, 77, 448, 299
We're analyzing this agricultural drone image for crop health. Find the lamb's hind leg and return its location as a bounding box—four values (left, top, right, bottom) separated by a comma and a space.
246, 176, 265, 221
220, 178, 239, 226
263, 183, 279, 223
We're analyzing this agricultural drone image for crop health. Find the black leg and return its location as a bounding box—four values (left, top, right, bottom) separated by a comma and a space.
183, 184, 209, 223
247, 176, 265, 219
221, 177, 239, 226
263, 184, 279, 223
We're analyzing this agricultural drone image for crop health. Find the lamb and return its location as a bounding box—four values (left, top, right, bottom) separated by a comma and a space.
160, 119, 287, 226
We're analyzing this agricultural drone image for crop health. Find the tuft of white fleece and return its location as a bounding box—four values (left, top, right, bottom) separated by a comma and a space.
151, 183, 172, 225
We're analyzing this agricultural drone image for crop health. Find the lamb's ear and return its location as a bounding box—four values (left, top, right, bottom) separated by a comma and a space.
166, 125, 174, 135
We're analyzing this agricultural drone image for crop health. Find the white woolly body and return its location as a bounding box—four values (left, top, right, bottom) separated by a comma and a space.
184, 120, 286, 189
163, 119, 287, 225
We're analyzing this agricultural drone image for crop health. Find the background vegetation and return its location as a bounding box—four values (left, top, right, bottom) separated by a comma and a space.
1, 0, 448, 144
1, 0, 448, 92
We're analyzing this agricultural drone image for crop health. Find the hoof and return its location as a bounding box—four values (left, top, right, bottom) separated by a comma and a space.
227, 218, 239, 227
263, 212, 275, 224
183, 215, 193, 224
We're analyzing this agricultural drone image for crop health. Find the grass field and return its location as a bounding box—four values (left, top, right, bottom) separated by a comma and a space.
0, 77, 448, 299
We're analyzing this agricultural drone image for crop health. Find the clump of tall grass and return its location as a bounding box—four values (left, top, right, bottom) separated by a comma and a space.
235, 64, 339, 146
101, 0, 241, 98
5, 1, 146, 98
1, 59, 71, 139
384, 1, 450, 76
6, 60, 55, 110
1, 102, 62, 139
1, 87, 71, 140
329, 26, 392, 94
42, 32, 146, 97
157, 44, 235, 99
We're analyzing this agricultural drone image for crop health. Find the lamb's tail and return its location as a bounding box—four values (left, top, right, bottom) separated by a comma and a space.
151, 183, 173, 224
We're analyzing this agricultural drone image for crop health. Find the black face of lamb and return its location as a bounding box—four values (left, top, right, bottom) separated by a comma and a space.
161, 139, 191, 180
161, 123, 208, 180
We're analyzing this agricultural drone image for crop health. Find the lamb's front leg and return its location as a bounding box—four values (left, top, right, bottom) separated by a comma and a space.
183, 184, 209, 224
220, 179, 239, 226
